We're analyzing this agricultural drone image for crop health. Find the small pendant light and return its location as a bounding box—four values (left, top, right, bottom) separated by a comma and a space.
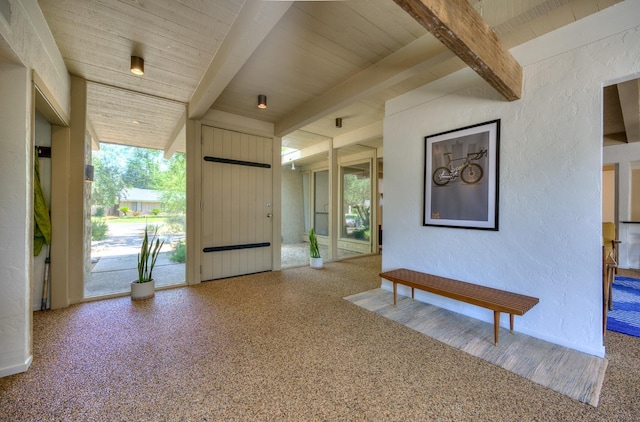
258, 94, 267, 109
130, 56, 144, 76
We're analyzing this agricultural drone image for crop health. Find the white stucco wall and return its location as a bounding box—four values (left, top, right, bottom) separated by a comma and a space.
0, 0, 69, 377
0, 64, 33, 377
383, 1, 640, 357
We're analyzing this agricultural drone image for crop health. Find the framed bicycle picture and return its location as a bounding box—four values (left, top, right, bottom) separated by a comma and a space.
423, 119, 500, 230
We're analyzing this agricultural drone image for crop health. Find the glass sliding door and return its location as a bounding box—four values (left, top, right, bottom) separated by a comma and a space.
340, 161, 372, 255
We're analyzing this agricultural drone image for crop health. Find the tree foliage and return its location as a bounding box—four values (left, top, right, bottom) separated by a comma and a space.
343, 173, 371, 228
91, 144, 185, 214
158, 152, 186, 214
91, 146, 126, 212
122, 147, 161, 189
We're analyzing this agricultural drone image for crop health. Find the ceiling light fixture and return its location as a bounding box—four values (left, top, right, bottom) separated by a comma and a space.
336, 117, 342, 128
258, 94, 267, 109
291, 161, 296, 170
130, 56, 144, 76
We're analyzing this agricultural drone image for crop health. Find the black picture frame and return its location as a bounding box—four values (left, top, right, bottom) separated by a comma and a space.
423, 119, 500, 230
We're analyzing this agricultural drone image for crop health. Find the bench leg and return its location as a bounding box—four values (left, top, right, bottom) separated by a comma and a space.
494, 311, 500, 346
411, 287, 415, 300
510, 314, 514, 332
393, 282, 397, 306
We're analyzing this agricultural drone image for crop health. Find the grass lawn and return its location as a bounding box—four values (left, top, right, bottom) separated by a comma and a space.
97, 216, 168, 224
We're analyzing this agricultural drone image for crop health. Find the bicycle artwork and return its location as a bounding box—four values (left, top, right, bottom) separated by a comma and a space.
423, 119, 500, 230
432, 149, 487, 186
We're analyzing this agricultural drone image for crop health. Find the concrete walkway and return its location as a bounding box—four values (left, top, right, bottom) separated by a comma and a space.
87, 221, 367, 297
87, 221, 185, 297
86, 252, 185, 298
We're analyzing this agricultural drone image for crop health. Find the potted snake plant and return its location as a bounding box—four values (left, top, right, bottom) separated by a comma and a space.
131, 224, 164, 300
309, 228, 323, 269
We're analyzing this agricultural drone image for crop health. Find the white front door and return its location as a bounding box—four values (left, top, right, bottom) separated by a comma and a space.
200, 126, 273, 280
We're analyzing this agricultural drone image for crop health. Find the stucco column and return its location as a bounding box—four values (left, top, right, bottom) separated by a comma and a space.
0, 63, 33, 377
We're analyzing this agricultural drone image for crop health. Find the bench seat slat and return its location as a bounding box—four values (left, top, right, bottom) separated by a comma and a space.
379, 269, 538, 313
379, 268, 539, 345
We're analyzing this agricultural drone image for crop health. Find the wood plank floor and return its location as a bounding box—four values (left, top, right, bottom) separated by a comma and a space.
345, 288, 608, 407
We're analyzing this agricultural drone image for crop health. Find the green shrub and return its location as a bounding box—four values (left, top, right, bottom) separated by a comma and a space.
353, 228, 370, 241
170, 240, 186, 263
91, 219, 109, 241
94, 207, 105, 217
119, 206, 130, 216
151, 208, 161, 216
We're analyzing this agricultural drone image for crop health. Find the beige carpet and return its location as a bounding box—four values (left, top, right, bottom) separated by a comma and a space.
2, 255, 640, 420
345, 288, 608, 406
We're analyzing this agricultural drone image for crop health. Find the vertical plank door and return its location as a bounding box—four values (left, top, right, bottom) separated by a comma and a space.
201, 126, 273, 280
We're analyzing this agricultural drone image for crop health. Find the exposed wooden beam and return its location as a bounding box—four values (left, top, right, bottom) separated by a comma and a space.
188, 0, 293, 120
393, 0, 522, 101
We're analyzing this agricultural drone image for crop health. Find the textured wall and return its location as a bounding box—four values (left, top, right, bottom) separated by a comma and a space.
0, 0, 70, 116
0, 0, 69, 377
0, 64, 32, 377
383, 2, 640, 357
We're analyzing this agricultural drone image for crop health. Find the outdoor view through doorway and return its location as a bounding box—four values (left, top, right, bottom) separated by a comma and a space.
86, 143, 186, 298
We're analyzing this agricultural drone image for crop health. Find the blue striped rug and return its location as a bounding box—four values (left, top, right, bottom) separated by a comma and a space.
607, 276, 640, 337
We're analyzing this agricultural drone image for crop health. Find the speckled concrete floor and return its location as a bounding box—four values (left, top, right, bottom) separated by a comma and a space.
2, 255, 640, 421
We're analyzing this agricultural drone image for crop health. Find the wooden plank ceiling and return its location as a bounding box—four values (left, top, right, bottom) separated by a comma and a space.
38, 0, 622, 160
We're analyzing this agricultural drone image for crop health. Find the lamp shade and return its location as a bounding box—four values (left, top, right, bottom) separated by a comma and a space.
130, 56, 144, 76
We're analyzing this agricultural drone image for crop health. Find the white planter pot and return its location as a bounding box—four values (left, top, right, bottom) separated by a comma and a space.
310, 257, 323, 269
131, 280, 155, 300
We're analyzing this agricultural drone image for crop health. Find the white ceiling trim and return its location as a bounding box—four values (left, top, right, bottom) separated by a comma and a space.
86, 118, 100, 151
333, 121, 383, 149
282, 140, 331, 165
164, 109, 187, 158
188, 0, 294, 120
274, 35, 454, 137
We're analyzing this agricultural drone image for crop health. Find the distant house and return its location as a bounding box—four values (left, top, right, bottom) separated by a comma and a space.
119, 188, 164, 215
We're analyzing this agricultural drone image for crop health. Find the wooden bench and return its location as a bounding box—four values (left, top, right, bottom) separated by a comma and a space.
379, 268, 539, 345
